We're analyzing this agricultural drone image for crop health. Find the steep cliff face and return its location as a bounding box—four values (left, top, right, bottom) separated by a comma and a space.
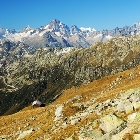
1, 34, 140, 115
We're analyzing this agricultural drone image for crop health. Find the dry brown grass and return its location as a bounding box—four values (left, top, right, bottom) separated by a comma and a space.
54, 64, 140, 108
122, 133, 134, 140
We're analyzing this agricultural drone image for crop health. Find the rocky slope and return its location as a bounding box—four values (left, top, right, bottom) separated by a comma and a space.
1, 33, 140, 116
0, 64, 140, 140
1, 19, 140, 48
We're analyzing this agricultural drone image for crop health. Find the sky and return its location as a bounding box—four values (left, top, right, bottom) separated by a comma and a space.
0, 0, 140, 31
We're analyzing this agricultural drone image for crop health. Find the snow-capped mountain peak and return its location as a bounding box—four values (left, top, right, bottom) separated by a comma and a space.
5, 29, 16, 34
0, 28, 16, 35
40, 19, 70, 35
19, 25, 32, 33
25, 25, 31, 30
133, 22, 140, 28
70, 25, 81, 34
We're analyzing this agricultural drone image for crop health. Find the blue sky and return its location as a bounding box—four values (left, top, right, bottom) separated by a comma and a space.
0, 0, 140, 31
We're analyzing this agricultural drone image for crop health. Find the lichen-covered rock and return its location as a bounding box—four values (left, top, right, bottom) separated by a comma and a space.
79, 129, 103, 140
125, 103, 134, 114
116, 101, 125, 112
133, 134, 140, 140
127, 112, 140, 122
70, 117, 81, 125
99, 113, 125, 133
134, 101, 140, 110
0, 135, 6, 140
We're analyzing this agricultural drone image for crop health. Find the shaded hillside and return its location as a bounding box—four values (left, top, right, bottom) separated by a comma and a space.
0, 64, 140, 139
1, 34, 140, 115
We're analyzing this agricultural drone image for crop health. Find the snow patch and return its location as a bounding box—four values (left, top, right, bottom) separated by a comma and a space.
80, 27, 96, 32
55, 32, 61, 37
42, 24, 53, 32
55, 47, 72, 56
59, 22, 63, 26
43, 24, 49, 29
39, 30, 47, 36
93, 34, 102, 38
105, 35, 113, 39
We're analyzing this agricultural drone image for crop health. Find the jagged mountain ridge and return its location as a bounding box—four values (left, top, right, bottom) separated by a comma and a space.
1, 19, 140, 48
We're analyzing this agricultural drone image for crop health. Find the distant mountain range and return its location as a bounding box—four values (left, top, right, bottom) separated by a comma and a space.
1, 19, 140, 48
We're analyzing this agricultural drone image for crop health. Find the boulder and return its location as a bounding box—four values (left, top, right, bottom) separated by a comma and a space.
79, 129, 103, 140
127, 112, 140, 122
54, 104, 64, 120
125, 103, 134, 114
116, 101, 125, 112
133, 134, 140, 140
99, 113, 124, 133
133, 101, 140, 110
0, 135, 6, 140
17, 128, 33, 140
65, 137, 75, 140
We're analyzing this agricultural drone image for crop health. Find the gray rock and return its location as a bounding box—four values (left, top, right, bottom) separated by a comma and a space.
79, 129, 103, 140
54, 104, 64, 121
17, 128, 33, 140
